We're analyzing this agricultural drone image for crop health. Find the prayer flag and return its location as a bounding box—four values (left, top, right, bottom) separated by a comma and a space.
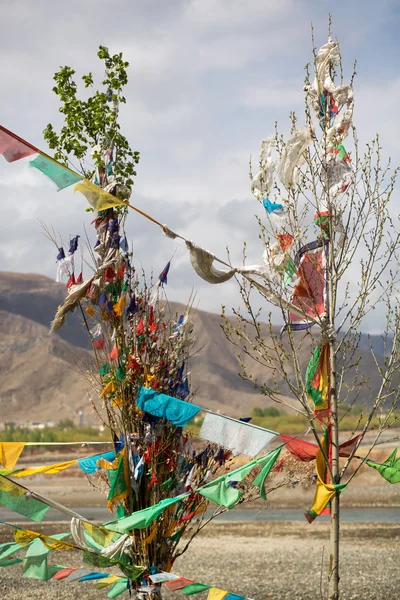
289, 240, 327, 330
0, 475, 49, 522
74, 180, 127, 211
22, 533, 70, 580
366, 448, 400, 484
12, 460, 76, 478
0, 442, 25, 469
199, 412, 276, 457
224, 595, 245, 600
280, 434, 361, 462
107, 579, 129, 598
208, 589, 229, 600
53, 567, 77, 580
104, 493, 190, 533
306, 433, 346, 522
77, 451, 115, 475
183, 583, 212, 595
262, 198, 284, 214
104, 448, 129, 512
29, 154, 82, 190
159, 261, 171, 285
136, 387, 201, 428
0, 126, 37, 162
165, 578, 196, 592
305, 344, 330, 418
252, 446, 282, 500
95, 574, 122, 589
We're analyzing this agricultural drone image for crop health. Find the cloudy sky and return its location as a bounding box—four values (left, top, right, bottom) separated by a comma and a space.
1, 0, 399, 332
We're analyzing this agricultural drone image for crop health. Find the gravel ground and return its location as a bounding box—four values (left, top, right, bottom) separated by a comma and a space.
1, 521, 399, 600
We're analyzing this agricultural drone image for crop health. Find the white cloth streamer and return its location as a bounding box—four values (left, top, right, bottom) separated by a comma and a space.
199, 412, 277, 457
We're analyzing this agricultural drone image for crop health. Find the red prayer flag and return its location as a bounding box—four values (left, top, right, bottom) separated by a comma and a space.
53, 568, 77, 581
75, 272, 83, 284
280, 433, 362, 462
289, 241, 327, 329
109, 346, 119, 360
147, 471, 159, 490
165, 578, 195, 592
136, 317, 144, 335
66, 273, 76, 288
92, 339, 105, 350
117, 262, 126, 279
104, 267, 116, 282
0, 125, 38, 162
278, 233, 294, 252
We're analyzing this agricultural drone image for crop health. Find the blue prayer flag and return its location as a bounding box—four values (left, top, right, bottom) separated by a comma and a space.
136, 387, 201, 427
262, 198, 284, 214
77, 451, 115, 474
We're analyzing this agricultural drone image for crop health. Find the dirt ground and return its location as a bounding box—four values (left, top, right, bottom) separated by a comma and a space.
0, 521, 399, 600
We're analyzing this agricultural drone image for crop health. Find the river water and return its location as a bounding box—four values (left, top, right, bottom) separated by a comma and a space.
1, 506, 399, 523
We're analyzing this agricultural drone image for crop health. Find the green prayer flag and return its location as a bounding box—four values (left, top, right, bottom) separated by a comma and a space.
107, 579, 129, 598
198, 477, 241, 509
0, 541, 24, 561
366, 448, 400, 484
252, 446, 282, 500
23, 533, 69, 580
29, 154, 82, 191
105, 493, 190, 533
168, 528, 184, 542
99, 362, 110, 376
0, 557, 22, 567
182, 583, 212, 595
107, 454, 128, 507
116, 366, 125, 381
283, 257, 297, 287
305, 346, 323, 405
0, 475, 49, 522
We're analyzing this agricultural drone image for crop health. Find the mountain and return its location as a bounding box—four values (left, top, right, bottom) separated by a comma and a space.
0, 271, 389, 426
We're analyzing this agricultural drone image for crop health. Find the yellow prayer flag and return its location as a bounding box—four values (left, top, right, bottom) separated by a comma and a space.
75, 180, 127, 211
13, 460, 76, 478
143, 521, 157, 545
96, 575, 121, 589
101, 380, 115, 397
14, 529, 74, 551
308, 433, 346, 520
207, 588, 229, 600
112, 396, 123, 408
0, 442, 25, 470
113, 295, 127, 317
0, 476, 26, 497
82, 521, 116, 547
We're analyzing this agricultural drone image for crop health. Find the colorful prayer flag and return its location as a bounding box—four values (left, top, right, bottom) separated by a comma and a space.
289, 240, 328, 330
74, 180, 127, 211
0, 476, 49, 522
366, 448, 400, 484
136, 387, 201, 428
29, 154, 82, 190
305, 344, 330, 418
306, 432, 346, 523
12, 460, 76, 478
262, 198, 284, 214
0, 442, 25, 469
0, 126, 37, 162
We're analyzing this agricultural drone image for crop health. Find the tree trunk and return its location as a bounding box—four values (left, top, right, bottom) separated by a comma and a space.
328, 337, 340, 599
